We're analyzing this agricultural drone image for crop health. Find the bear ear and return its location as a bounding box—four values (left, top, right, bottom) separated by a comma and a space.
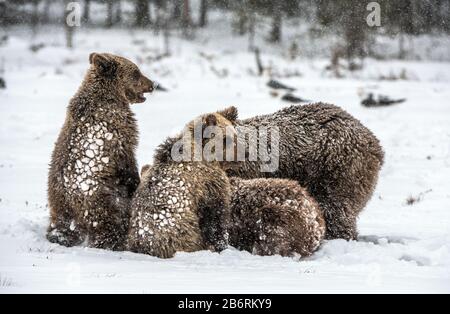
89, 52, 117, 78
204, 114, 218, 127
140, 164, 152, 177
217, 106, 238, 122
89, 52, 96, 64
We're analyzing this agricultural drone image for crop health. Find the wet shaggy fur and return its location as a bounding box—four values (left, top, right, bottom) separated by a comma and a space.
127, 138, 231, 259
228, 177, 325, 257
208, 103, 384, 240
47, 53, 154, 250
128, 113, 325, 258
127, 114, 234, 258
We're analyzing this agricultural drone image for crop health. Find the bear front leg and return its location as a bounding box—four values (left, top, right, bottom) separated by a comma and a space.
252, 205, 291, 256
88, 218, 128, 251
199, 195, 231, 252
117, 157, 140, 198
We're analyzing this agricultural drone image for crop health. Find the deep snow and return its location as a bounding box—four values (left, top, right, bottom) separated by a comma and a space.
0, 26, 449, 293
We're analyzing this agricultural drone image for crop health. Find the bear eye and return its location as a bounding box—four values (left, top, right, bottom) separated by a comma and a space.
132, 69, 140, 81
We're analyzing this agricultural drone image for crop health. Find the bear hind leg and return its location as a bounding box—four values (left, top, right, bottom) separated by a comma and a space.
86, 193, 130, 251
322, 202, 358, 241
46, 209, 85, 247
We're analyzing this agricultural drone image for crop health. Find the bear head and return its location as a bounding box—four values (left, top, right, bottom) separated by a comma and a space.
89, 52, 155, 104
183, 106, 240, 169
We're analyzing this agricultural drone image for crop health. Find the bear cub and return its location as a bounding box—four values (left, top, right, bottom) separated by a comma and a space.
228, 177, 325, 257
127, 113, 234, 258
127, 150, 231, 258
47, 53, 154, 250
127, 112, 325, 258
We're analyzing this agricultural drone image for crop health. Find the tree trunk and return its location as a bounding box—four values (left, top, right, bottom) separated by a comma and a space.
42, 0, 52, 23
182, 0, 191, 26
173, 0, 182, 20
158, 1, 171, 54
164, 24, 171, 55
181, 0, 192, 37
248, 11, 256, 51
31, 0, 40, 34
398, 32, 406, 59
199, 0, 208, 27
106, 0, 114, 28
115, 0, 122, 24
83, 0, 90, 24
343, 0, 366, 62
135, 0, 151, 27
65, 0, 74, 49
316, 0, 333, 26
236, 6, 247, 36
255, 48, 264, 76
269, 2, 282, 43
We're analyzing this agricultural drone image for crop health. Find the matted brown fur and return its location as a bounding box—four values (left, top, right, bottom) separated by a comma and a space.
189, 104, 384, 240
128, 115, 325, 258
127, 114, 234, 258
127, 139, 230, 259
47, 53, 154, 250
229, 177, 325, 257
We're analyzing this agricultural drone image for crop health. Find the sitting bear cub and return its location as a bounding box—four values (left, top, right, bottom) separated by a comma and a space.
47, 53, 154, 250
127, 142, 231, 258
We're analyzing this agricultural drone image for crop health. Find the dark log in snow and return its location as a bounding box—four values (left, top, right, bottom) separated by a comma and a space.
281, 93, 309, 103
255, 48, 264, 76
362, 93, 406, 107
267, 79, 295, 91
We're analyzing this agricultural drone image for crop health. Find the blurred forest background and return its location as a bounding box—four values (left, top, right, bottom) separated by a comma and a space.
1, 0, 450, 65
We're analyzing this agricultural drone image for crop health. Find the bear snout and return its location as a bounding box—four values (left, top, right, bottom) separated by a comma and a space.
141, 76, 155, 93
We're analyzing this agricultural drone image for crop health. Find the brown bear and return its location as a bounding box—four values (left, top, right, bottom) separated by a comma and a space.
228, 177, 325, 257
185, 104, 384, 241
128, 113, 325, 258
47, 52, 154, 250
126, 138, 231, 259
127, 112, 238, 258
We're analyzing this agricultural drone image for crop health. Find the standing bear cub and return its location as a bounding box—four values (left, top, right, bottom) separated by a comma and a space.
47, 53, 154, 250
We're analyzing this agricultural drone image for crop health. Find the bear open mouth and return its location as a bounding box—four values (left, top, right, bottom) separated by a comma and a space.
137, 92, 146, 102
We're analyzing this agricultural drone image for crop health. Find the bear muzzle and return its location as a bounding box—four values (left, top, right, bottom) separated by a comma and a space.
136, 77, 156, 103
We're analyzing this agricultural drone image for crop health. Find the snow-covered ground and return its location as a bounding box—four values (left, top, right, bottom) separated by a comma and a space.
0, 27, 450, 293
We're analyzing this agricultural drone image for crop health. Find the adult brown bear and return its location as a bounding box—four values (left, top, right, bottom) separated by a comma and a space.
190, 104, 384, 240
